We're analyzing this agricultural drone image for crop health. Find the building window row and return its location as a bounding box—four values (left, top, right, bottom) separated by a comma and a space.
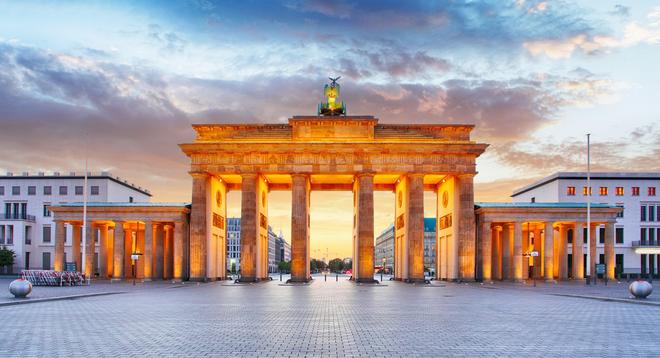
641, 205, 660, 222
640, 227, 660, 243
0, 185, 100, 196
0, 224, 14, 245
568, 186, 656, 197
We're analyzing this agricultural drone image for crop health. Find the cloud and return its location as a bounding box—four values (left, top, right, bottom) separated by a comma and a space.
491, 124, 660, 175
610, 4, 631, 18
285, 0, 354, 19
523, 8, 660, 59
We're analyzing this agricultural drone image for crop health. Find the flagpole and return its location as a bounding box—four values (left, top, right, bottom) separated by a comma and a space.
587, 133, 591, 284
81, 129, 89, 283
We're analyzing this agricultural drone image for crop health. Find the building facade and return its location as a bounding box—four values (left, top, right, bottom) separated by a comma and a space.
512, 172, 660, 276
0, 171, 150, 273
225, 217, 287, 273
375, 218, 436, 274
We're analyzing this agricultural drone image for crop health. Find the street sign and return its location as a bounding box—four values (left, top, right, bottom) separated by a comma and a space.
65, 262, 76, 272
530, 251, 539, 257
596, 264, 606, 274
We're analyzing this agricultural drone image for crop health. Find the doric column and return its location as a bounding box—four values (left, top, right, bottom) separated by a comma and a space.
558, 225, 568, 280
239, 174, 269, 281
84, 223, 95, 278
604, 221, 615, 280
155, 224, 164, 279
502, 224, 512, 280
353, 173, 377, 282
533, 227, 542, 279
480, 222, 492, 282
173, 221, 184, 282
521, 227, 529, 280
124, 227, 133, 278
513, 222, 523, 281
143, 220, 153, 281
573, 223, 585, 279
492, 226, 502, 280
72, 223, 82, 272
589, 224, 597, 280
189, 172, 209, 281
164, 225, 173, 279
544, 222, 555, 281
98, 224, 109, 278
457, 174, 476, 281
112, 221, 125, 280
290, 174, 311, 282
54, 220, 66, 271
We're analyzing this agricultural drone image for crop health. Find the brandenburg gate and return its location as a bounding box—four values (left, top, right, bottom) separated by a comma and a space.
180, 113, 488, 283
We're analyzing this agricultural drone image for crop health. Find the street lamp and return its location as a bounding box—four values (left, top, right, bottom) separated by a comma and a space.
523, 250, 539, 287
381, 257, 386, 282
130, 252, 142, 286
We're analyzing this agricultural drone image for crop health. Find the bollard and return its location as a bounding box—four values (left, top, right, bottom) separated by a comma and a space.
280, 272, 282, 281
336, 273, 338, 281
325, 274, 327, 282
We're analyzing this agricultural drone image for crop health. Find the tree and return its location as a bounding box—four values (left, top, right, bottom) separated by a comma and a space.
310, 258, 327, 272
278, 260, 291, 273
0, 246, 16, 274
328, 258, 344, 273
343, 259, 352, 271
230, 262, 236, 274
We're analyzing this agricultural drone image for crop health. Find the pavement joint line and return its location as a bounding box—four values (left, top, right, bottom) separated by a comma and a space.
548, 293, 660, 307
0, 291, 127, 307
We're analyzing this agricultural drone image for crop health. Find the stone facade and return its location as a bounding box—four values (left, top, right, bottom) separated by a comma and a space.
180, 116, 487, 282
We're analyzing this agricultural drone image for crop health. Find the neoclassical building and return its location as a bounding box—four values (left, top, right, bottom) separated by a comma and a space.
179, 116, 488, 283
46, 115, 624, 284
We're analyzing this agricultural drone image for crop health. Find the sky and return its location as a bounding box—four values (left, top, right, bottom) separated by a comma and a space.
1, 0, 659, 259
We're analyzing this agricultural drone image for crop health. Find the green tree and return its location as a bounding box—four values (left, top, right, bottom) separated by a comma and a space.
310, 258, 327, 272
230, 262, 236, 274
343, 259, 352, 271
0, 246, 16, 273
278, 260, 291, 273
328, 258, 344, 273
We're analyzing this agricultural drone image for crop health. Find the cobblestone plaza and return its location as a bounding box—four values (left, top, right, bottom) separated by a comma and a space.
2, 277, 659, 357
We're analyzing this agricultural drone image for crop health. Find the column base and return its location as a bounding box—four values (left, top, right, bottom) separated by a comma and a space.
545, 279, 557, 283
356, 278, 380, 284
404, 278, 430, 284
171, 278, 183, 283
143, 278, 153, 282
110, 278, 123, 282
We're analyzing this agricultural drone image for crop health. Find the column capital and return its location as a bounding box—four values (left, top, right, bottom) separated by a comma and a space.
355, 172, 376, 178
291, 173, 310, 179
456, 173, 475, 179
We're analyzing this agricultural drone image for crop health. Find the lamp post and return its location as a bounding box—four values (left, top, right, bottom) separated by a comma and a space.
130, 252, 142, 286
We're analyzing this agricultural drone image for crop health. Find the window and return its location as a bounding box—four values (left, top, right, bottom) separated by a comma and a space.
599, 187, 608, 196
0, 186, 4, 195
641, 206, 647, 221
641, 228, 647, 243
12, 186, 20, 195
59, 186, 67, 195
649, 187, 657, 196
91, 186, 99, 195
129, 196, 134, 203
530, 197, 535, 203
615, 227, 624, 244
43, 205, 51, 217
658, 206, 660, 222
650, 228, 656, 243
566, 186, 576, 196
599, 227, 605, 244
632, 187, 640, 196
616, 204, 624, 218
567, 229, 573, 244
6, 225, 13, 245
0, 225, 4, 244
651, 206, 656, 222
583, 186, 592, 196
43, 186, 52, 195
615, 187, 624, 196
27, 186, 36, 195
75, 186, 83, 195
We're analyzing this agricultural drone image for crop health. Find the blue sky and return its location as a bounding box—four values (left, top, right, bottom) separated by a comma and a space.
1, 0, 659, 256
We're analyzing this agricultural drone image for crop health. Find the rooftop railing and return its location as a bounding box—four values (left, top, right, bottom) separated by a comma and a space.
632, 240, 660, 247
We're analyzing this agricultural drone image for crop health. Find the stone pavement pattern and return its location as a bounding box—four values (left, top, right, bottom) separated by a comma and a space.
1, 275, 660, 357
